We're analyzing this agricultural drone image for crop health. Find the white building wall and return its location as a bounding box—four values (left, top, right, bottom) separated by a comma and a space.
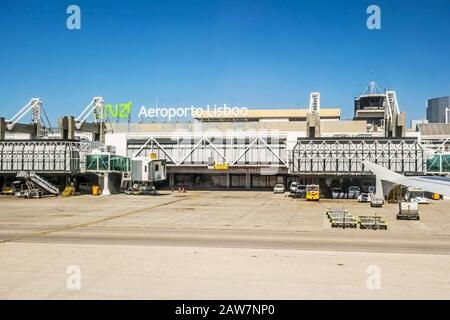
105, 133, 128, 157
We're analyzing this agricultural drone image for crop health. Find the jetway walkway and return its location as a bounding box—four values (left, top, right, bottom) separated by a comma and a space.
127, 133, 288, 168
289, 138, 426, 175
0, 140, 100, 174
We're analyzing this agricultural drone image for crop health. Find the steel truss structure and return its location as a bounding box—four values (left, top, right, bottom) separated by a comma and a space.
0, 140, 100, 174
289, 138, 426, 175
0, 137, 431, 177
128, 133, 287, 167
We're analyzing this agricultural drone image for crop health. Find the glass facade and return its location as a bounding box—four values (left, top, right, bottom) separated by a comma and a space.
427, 96, 450, 123
251, 175, 284, 188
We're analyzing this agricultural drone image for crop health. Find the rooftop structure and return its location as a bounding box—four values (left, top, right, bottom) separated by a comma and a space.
193, 108, 341, 122
418, 123, 450, 138
353, 80, 387, 127
107, 119, 367, 137
411, 119, 428, 131
353, 80, 407, 138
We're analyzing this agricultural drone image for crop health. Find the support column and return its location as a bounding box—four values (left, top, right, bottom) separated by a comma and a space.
395, 112, 406, 137
170, 171, 174, 190
0, 117, 5, 140
226, 173, 230, 189
101, 173, 111, 196
58, 116, 72, 140
36, 123, 44, 139
99, 122, 106, 144
58, 117, 67, 140
245, 173, 251, 190
306, 112, 321, 138
67, 116, 75, 140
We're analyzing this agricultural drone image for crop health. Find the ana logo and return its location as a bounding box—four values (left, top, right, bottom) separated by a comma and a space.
104, 101, 132, 119
366, 5, 381, 30
66, 5, 81, 30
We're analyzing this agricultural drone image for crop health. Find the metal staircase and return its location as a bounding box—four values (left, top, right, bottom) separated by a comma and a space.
29, 172, 59, 195
17, 171, 60, 195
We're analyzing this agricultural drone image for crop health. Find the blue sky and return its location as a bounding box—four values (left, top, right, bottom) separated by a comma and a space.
0, 0, 449, 124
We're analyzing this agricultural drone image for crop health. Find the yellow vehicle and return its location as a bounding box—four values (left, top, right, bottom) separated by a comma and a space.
2, 181, 21, 195
2, 182, 14, 195
306, 184, 320, 201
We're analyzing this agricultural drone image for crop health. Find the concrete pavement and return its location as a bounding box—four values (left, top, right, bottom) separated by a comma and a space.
1, 243, 449, 299
1, 191, 450, 299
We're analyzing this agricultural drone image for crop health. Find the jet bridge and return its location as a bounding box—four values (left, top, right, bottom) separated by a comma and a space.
0, 140, 100, 174
289, 137, 426, 175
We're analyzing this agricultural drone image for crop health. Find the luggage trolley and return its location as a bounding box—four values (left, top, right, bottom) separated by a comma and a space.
358, 215, 388, 230
326, 208, 358, 229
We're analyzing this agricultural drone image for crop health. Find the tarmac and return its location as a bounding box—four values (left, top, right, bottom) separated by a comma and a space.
0, 191, 449, 299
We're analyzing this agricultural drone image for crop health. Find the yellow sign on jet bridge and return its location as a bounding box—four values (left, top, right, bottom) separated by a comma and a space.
213, 161, 229, 170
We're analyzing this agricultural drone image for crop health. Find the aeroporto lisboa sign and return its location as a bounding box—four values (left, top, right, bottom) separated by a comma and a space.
104, 101, 248, 121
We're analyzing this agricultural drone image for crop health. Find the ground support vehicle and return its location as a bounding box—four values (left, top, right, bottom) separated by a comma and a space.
273, 183, 285, 194
358, 193, 370, 202
370, 194, 384, 207
397, 201, 420, 220
293, 185, 306, 198
121, 157, 167, 195
2, 181, 21, 195
289, 182, 298, 194
15, 181, 43, 199
306, 184, 320, 201
358, 216, 388, 230
405, 188, 430, 204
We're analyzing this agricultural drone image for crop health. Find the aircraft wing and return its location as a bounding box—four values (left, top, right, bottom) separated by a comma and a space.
363, 161, 450, 197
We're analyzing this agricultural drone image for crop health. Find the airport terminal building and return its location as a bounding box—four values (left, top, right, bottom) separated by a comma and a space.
106, 107, 366, 190
1, 84, 449, 196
